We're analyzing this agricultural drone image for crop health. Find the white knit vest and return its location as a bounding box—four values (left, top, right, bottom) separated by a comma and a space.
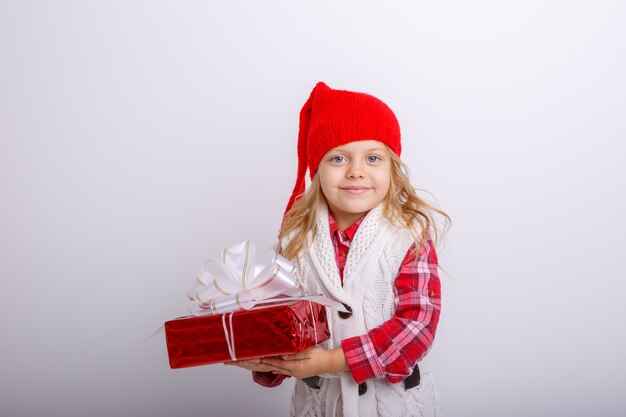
283, 202, 442, 417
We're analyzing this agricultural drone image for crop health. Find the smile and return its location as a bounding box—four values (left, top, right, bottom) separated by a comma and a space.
340, 186, 372, 195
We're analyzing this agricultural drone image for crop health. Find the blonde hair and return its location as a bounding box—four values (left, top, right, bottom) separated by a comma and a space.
279, 145, 451, 261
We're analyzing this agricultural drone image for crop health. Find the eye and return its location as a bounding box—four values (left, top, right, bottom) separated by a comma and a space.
330, 155, 346, 164
367, 155, 382, 163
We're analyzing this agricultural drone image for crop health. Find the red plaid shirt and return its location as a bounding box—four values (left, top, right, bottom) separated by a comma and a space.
253, 212, 441, 387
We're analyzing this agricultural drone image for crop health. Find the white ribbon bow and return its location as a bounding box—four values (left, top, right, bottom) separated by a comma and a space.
187, 241, 341, 316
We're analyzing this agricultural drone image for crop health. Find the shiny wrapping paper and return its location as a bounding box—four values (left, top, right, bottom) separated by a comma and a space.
165, 300, 330, 369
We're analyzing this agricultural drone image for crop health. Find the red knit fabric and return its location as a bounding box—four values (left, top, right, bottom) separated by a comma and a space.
284, 82, 402, 215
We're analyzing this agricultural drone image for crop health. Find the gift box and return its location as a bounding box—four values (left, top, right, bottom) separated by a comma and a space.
165, 300, 330, 369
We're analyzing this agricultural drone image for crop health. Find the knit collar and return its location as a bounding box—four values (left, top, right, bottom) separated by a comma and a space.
328, 210, 367, 245
307, 200, 387, 304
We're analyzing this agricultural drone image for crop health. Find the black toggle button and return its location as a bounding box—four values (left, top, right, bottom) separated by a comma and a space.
338, 303, 353, 319
358, 382, 367, 395
403, 364, 421, 390
302, 376, 321, 389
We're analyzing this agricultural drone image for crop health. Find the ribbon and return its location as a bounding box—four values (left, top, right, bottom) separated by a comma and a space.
186, 241, 346, 316
221, 312, 236, 361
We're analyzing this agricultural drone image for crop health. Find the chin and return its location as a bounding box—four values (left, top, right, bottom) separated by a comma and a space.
344, 205, 375, 214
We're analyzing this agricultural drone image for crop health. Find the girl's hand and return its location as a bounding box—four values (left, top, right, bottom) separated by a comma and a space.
223, 358, 276, 373
257, 347, 348, 379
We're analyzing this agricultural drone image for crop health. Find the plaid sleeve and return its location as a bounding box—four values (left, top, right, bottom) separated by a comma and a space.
341, 237, 442, 384
252, 371, 290, 387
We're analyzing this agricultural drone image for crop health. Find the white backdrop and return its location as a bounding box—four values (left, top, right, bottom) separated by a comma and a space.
1, 1, 625, 416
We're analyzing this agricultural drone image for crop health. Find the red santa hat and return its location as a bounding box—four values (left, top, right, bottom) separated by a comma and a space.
284, 81, 402, 215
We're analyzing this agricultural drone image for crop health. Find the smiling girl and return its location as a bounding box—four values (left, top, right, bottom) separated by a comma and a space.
226, 82, 451, 417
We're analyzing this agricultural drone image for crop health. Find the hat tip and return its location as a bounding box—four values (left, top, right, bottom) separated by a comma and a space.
315, 81, 330, 90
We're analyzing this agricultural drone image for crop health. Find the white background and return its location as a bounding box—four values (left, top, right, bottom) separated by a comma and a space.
1, 1, 625, 416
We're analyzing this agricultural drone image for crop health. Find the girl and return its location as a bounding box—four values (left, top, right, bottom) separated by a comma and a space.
227, 82, 450, 417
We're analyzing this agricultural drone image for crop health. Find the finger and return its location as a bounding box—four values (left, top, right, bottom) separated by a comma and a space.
262, 359, 294, 371
270, 366, 292, 376
260, 360, 294, 374
227, 360, 246, 366
235, 360, 257, 367
225, 361, 262, 371
260, 358, 288, 366
280, 352, 307, 361
280, 347, 318, 361
272, 369, 291, 376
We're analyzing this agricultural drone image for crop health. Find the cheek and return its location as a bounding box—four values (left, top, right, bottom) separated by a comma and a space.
375, 171, 392, 194
318, 169, 339, 190
379, 181, 391, 198
318, 174, 334, 198
318, 173, 328, 189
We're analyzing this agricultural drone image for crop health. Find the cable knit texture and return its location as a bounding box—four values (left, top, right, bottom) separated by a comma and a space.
282, 201, 442, 417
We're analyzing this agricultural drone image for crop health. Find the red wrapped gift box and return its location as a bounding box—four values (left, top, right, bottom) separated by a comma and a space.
165, 300, 330, 369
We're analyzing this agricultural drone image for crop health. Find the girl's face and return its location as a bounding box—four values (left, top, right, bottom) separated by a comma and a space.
317, 140, 391, 230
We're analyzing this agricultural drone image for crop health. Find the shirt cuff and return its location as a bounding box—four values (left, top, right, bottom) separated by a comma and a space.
341, 334, 386, 384
252, 371, 290, 387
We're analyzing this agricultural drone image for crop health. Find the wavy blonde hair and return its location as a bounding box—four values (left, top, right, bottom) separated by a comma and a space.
279, 145, 451, 261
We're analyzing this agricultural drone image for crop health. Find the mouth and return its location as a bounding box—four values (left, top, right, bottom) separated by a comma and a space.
339, 186, 372, 195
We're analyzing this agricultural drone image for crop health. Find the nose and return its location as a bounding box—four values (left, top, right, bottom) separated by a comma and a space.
346, 161, 365, 179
